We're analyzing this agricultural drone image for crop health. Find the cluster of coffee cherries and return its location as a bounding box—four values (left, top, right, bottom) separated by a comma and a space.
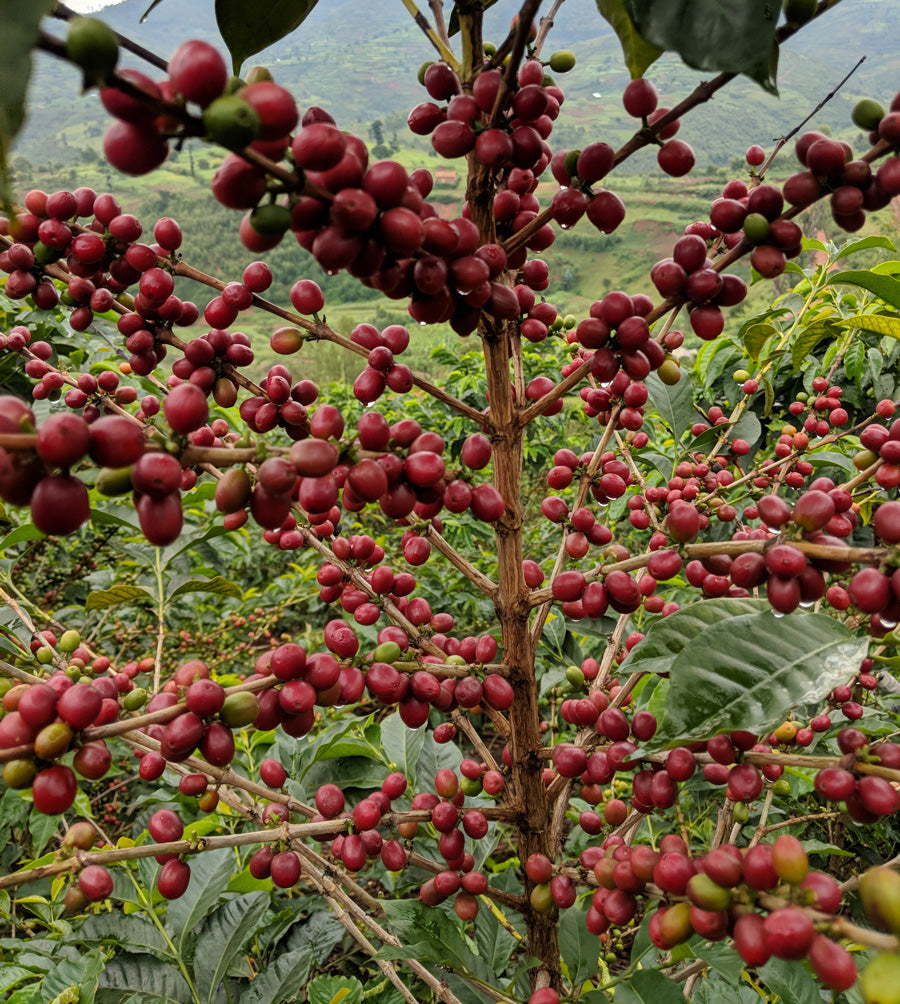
345, 321, 415, 405
96, 31, 301, 179
696, 93, 900, 291
813, 729, 900, 824
213, 400, 509, 547
650, 229, 749, 339
0, 635, 133, 816
0, 381, 216, 544
781, 97, 900, 231
0, 188, 199, 366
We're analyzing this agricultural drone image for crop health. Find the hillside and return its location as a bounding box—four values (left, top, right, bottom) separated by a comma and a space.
21, 0, 900, 167
10, 0, 900, 384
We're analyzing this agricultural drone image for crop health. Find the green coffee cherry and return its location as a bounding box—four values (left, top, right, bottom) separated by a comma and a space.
203, 95, 260, 150
66, 16, 119, 88
58, 629, 81, 653
549, 50, 576, 73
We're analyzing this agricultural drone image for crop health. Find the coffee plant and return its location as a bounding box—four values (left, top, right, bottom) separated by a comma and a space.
3, 0, 900, 1000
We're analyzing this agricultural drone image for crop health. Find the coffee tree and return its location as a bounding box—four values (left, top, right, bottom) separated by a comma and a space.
3, 0, 900, 1000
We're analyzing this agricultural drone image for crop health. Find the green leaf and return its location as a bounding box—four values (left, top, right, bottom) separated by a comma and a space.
379, 901, 496, 987
762, 375, 775, 418
808, 451, 857, 474
791, 321, 835, 370
165, 847, 233, 956
840, 314, 900, 342
380, 711, 425, 777
43, 948, 106, 1004
215, 0, 320, 74
5, 987, 41, 1004
690, 940, 744, 983
0, 524, 46, 550
835, 235, 896, 259
741, 323, 777, 363
168, 575, 242, 602
595, 0, 662, 78
623, 598, 768, 678
310, 718, 381, 765
645, 369, 693, 443
415, 733, 463, 796
0, 0, 55, 204
473, 906, 516, 973
77, 913, 173, 961
623, 0, 780, 92
692, 979, 760, 1004
85, 585, 154, 612
830, 270, 900, 310
193, 892, 268, 1004
303, 756, 389, 793
96, 953, 191, 1003
614, 969, 684, 1004
28, 811, 61, 856
0, 969, 38, 995
844, 338, 867, 382
728, 410, 761, 448
281, 910, 345, 962
646, 609, 867, 751
758, 956, 821, 1004
307, 976, 363, 1004
559, 909, 598, 985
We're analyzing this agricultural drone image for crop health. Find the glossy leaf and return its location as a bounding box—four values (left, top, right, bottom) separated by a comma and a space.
614, 969, 684, 1004
595, 0, 662, 78
28, 810, 61, 856
215, 0, 320, 74
830, 269, 900, 310
727, 409, 761, 448
77, 913, 173, 961
840, 313, 900, 342
645, 607, 867, 751
43, 947, 106, 1004
0, 525, 46, 550
379, 900, 497, 987
624, 0, 780, 92
165, 846, 234, 956
835, 235, 896, 259
307, 976, 364, 1004
168, 575, 242, 601
281, 910, 345, 963
474, 906, 516, 974
193, 891, 268, 1003
689, 939, 744, 983
96, 954, 192, 1002
622, 598, 768, 679
741, 322, 778, 362
762, 375, 775, 417
646, 369, 693, 443
381, 710, 425, 776
791, 321, 836, 370
0, 968, 37, 995
85, 585, 154, 612
692, 979, 759, 1004
758, 956, 821, 1004
559, 909, 599, 985
844, 338, 867, 382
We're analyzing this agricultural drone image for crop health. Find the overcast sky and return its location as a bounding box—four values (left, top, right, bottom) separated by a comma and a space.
64, 1, 116, 10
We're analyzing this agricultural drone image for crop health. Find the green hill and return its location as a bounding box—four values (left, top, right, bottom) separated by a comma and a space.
10, 0, 900, 384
